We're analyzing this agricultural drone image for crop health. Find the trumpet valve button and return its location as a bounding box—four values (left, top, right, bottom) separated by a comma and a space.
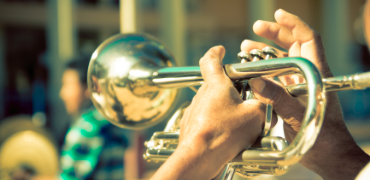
250, 49, 265, 61
262, 47, 278, 59
237, 51, 251, 63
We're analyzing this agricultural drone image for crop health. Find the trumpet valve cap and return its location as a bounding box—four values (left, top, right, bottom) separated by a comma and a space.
262, 47, 278, 59
237, 51, 252, 63
250, 49, 265, 61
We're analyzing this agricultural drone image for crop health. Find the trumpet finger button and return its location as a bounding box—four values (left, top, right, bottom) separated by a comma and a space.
237, 51, 252, 63
262, 47, 278, 59
250, 49, 265, 61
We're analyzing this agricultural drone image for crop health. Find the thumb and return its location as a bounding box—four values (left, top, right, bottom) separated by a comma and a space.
249, 78, 306, 124
199, 46, 227, 83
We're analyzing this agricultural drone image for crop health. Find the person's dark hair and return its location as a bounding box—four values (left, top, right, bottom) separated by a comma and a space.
65, 55, 91, 86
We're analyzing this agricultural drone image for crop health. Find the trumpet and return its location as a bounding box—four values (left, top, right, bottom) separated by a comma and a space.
87, 33, 370, 179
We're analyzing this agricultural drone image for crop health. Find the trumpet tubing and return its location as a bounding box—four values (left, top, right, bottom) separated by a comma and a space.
287, 72, 370, 96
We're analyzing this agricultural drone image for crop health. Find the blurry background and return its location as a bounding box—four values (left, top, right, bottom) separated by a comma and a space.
0, 0, 369, 179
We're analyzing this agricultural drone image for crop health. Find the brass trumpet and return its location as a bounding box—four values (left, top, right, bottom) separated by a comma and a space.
87, 33, 370, 179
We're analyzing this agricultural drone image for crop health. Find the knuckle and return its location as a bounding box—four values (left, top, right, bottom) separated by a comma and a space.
243, 100, 266, 121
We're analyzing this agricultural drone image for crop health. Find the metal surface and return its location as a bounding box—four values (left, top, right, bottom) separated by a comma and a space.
88, 33, 179, 129
250, 49, 265, 61
243, 48, 278, 102
262, 104, 273, 136
262, 47, 278, 59
237, 51, 251, 63
286, 71, 370, 96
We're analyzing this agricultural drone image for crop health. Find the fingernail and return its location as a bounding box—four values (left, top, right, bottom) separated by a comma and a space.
249, 78, 265, 93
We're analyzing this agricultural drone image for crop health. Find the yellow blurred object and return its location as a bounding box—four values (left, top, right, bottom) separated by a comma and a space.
0, 116, 59, 180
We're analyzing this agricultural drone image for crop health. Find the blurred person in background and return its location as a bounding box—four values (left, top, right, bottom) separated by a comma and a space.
33, 56, 131, 180
59, 56, 130, 180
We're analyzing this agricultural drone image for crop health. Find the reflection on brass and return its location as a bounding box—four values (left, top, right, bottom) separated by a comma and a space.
88, 34, 179, 129
286, 72, 370, 96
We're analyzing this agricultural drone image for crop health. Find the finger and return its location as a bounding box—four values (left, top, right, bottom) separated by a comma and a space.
274, 9, 333, 78
298, 75, 305, 84
253, 20, 296, 49
278, 74, 306, 86
288, 41, 301, 57
292, 75, 304, 84
279, 75, 295, 86
199, 46, 228, 83
274, 9, 317, 43
274, 41, 302, 86
253, 9, 319, 50
287, 39, 304, 85
240, 39, 288, 57
249, 78, 305, 131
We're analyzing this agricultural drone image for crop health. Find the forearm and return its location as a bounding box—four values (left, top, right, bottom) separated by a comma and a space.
301, 140, 369, 180
151, 138, 230, 180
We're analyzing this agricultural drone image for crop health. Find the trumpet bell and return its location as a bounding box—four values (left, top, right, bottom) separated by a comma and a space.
87, 33, 179, 129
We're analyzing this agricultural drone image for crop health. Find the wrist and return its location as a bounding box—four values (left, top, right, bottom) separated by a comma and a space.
178, 135, 231, 178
